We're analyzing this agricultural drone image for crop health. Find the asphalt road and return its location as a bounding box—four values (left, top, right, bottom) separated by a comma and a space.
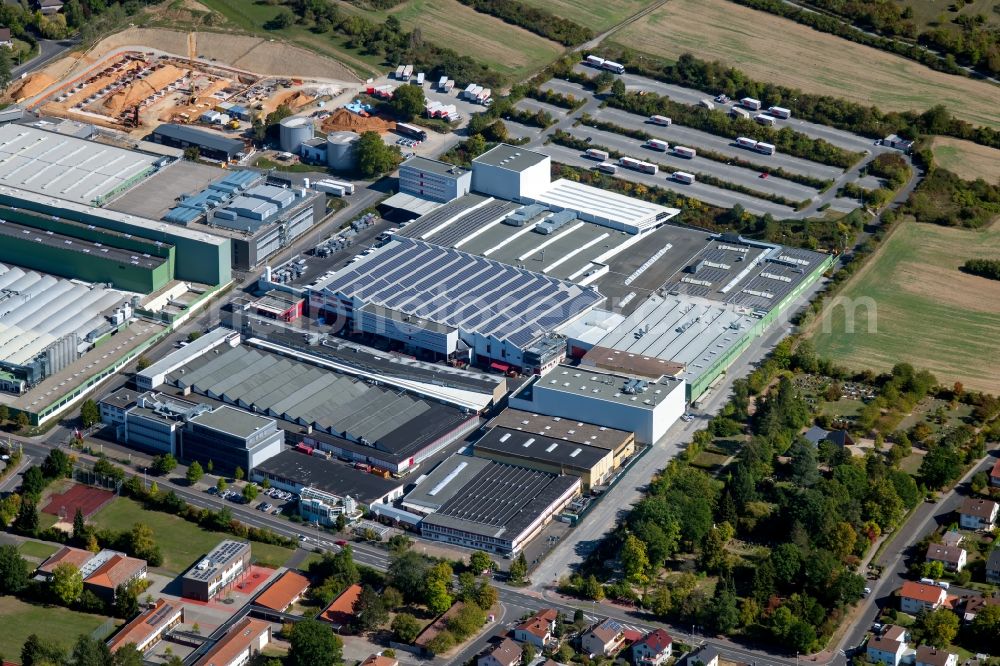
12, 38, 78, 80
590, 106, 845, 180
563, 124, 819, 201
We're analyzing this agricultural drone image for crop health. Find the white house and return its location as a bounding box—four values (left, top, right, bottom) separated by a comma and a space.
514, 609, 558, 649
925, 543, 967, 572
866, 626, 910, 666
959, 498, 998, 531
631, 629, 673, 666
581, 619, 626, 657
915, 646, 957, 666
899, 581, 946, 615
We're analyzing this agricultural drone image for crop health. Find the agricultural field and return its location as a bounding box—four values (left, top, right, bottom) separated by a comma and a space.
517, 0, 659, 31
0, 596, 116, 663
811, 220, 1000, 393
337, 0, 565, 79
89, 498, 294, 574
928, 136, 1000, 183
901, 0, 1000, 33
612, 0, 1000, 129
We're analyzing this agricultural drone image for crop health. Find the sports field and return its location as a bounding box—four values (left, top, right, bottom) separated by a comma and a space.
613, 0, 1000, 129
928, 137, 1000, 183
810, 220, 1000, 393
0, 596, 116, 663
339, 0, 565, 79
518, 0, 658, 31
90, 498, 293, 574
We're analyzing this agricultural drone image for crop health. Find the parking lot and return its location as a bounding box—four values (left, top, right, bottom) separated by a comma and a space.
514, 97, 570, 118
208, 484, 298, 515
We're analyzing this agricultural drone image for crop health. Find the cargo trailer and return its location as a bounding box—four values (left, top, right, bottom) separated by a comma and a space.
673, 146, 697, 159
597, 162, 618, 174
740, 97, 762, 110
699, 99, 715, 110
416, 73, 424, 85
586, 55, 605, 68
730, 107, 751, 119
585, 148, 610, 161
673, 171, 696, 184
755, 142, 776, 155
755, 114, 776, 127
736, 137, 758, 150
619, 156, 658, 174
602, 60, 625, 74
438, 76, 448, 90
768, 106, 791, 119
646, 139, 669, 152
650, 115, 672, 126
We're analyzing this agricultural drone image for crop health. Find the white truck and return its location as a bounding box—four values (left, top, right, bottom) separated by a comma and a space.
699, 99, 715, 110
768, 106, 791, 119
395, 65, 406, 79
416, 72, 425, 85
438, 76, 448, 90
586, 55, 605, 68
646, 139, 669, 152
673, 146, 697, 159
402, 64, 414, 78
619, 156, 658, 174
736, 137, 758, 150
755, 142, 776, 155
585, 148, 610, 161
740, 97, 762, 110
597, 162, 618, 174
602, 60, 625, 74
476, 88, 492, 104
463, 83, 477, 100
673, 171, 696, 184
649, 114, 672, 126
755, 114, 777, 127
316, 179, 355, 195
730, 107, 751, 120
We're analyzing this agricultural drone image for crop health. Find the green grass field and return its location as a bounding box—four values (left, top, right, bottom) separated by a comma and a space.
18, 540, 60, 561
89, 498, 293, 574
810, 220, 1000, 393
0, 596, 116, 663
517, 0, 658, 32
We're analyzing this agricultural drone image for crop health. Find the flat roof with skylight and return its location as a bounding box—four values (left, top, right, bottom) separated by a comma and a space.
473, 144, 550, 172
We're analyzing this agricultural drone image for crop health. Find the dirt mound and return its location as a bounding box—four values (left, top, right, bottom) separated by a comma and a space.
8, 73, 55, 100
103, 63, 186, 115
321, 108, 395, 134
279, 90, 314, 110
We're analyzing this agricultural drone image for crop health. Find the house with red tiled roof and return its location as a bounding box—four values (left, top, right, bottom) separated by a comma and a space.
631, 629, 673, 666
106, 599, 184, 653
361, 655, 399, 666
38, 547, 146, 602
990, 459, 1000, 488
959, 498, 998, 531
925, 543, 967, 572
318, 583, 361, 631
194, 617, 271, 666
514, 608, 558, 648
36, 546, 93, 577
253, 570, 309, 612
899, 581, 946, 614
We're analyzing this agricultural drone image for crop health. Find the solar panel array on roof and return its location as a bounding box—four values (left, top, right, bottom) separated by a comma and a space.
315, 237, 602, 349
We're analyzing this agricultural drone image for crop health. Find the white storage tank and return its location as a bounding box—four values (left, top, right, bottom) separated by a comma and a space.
279, 116, 314, 153
326, 130, 360, 169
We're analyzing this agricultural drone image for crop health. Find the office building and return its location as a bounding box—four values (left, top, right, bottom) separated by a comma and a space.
181, 540, 252, 602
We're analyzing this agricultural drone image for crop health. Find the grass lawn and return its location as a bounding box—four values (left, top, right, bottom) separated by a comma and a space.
18, 540, 60, 561
810, 220, 1000, 393
518, 0, 658, 32
89, 498, 293, 575
928, 136, 1000, 183
612, 0, 1000, 129
0, 596, 116, 663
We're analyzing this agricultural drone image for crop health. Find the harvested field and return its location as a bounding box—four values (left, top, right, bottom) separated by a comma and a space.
42, 483, 114, 520
928, 136, 1000, 183
810, 220, 1000, 393
91, 28, 358, 81
614, 0, 1000, 129
321, 108, 395, 134
341, 0, 565, 79
517, 0, 659, 31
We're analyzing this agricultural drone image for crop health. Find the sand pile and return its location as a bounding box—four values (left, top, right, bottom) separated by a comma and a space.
9, 73, 55, 100
321, 108, 395, 134
103, 63, 186, 114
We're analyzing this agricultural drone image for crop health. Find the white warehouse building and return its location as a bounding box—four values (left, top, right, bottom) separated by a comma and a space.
509, 364, 686, 445
471, 144, 552, 201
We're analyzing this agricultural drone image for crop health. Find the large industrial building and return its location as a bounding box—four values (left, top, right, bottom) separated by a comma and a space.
150, 124, 247, 163
486, 408, 636, 469
473, 426, 614, 489
406, 456, 581, 555
133, 329, 479, 474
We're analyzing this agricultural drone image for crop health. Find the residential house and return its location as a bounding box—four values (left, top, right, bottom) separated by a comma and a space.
478, 638, 522, 666
318, 583, 362, 632
915, 646, 957, 666
866, 626, 910, 666
925, 543, 967, 572
958, 498, 998, 531
361, 655, 399, 666
958, 592, 1000, 623
940, 531, 963, 548
631, 629, 673, 666
514, 609, 558, 649
986, 549, 1000, 584
989, 459, 1000, 488
898, 581, 946, 614
803, 426, 855, 448
0, 29, 12, 48
581, 619, 626, 657
686, 647, 719, 666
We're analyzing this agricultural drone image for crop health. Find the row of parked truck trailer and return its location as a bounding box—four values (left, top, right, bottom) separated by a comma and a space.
584, 55, 626, 74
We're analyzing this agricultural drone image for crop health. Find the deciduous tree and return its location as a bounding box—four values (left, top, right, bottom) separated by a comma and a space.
51, 562, 83, 605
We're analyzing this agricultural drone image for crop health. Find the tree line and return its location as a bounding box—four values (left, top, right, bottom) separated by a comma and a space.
457, 0, 594, 46
961, 258, 1000, 281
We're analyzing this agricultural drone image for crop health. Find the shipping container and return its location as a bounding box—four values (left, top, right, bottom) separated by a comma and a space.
768, 106, 791, 119
585, 148, 610, 161
586, 55, 605, 68
755, 114, 777, 127
597, 162, 618, 174
673, 146, 697, 159
646, 139, 669, 152
649, 114, 672, 126
295, 443, 314, 455
740, 97, 762, 110
699, 99, 715, 110
315, 182, 345, 197
755, 142, 776, 155
602, 60, 625, 74
673, 171, 696, 184
619, 156, 658, 174
736, 136, 758, 150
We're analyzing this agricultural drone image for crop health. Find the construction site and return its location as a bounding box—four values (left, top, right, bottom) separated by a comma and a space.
14, 35, 343, 137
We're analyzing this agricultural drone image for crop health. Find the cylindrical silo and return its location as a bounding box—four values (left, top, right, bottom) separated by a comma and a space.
326, 131, 359, 169
278, 116, 314, 153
